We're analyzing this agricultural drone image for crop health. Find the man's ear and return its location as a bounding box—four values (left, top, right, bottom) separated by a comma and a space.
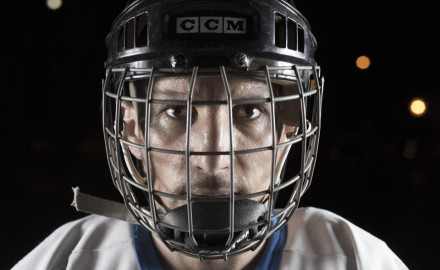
284, 125, 295, 136
121, 100, 143, 160
280, 125, 296, 143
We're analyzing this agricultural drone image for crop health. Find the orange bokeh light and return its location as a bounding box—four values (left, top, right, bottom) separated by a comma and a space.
356, 55, 371, 70
410, 98, 427, 117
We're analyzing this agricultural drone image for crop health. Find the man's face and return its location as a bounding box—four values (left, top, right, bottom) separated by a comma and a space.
122, 75, 293, 210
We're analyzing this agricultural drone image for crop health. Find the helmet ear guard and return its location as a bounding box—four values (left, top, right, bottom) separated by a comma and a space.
102, 0, 324, 260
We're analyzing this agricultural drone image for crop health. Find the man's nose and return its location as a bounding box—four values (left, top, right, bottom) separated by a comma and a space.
189, 107, 232, 175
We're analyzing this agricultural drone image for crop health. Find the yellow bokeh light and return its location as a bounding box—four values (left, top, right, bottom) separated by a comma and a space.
47, 0, 62, 10
410, 98, 427, 116
356, 55, 371, 70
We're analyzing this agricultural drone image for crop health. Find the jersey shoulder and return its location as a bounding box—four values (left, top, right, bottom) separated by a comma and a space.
279, 207, 408, 270
12, 215, 139, 270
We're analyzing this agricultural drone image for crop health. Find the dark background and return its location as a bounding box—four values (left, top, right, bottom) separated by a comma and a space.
4, 0, 439, 269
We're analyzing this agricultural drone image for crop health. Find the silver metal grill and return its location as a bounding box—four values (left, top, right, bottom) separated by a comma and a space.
102, 64, 323, 260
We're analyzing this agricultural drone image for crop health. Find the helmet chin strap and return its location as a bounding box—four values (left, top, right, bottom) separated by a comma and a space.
71, 186, 140, 224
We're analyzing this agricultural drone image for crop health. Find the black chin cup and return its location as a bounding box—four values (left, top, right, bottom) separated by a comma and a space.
158, 199, 268, 255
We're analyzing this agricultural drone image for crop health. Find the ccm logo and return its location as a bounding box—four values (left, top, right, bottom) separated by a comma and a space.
176, 17, 246, 34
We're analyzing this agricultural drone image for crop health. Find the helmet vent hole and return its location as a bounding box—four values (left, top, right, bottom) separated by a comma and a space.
287, 19, 297, 50
117, 26, 125, 52
136, 13, 148, 47
126, 18, 135, 49
298, 26, 305, 53
274, 13, 286, 48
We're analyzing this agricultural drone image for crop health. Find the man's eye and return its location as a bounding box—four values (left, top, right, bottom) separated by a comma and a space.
234, 105, 262, 119
166, 106, 187, 118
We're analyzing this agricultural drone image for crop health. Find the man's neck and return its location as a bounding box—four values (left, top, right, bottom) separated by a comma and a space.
151, 234, 266, 270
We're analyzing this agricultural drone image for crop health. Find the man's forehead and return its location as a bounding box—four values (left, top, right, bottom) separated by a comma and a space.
151, 76, 269, 96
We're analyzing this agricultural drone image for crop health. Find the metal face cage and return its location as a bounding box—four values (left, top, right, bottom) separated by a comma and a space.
102, 0, 324, 261
102, 65, 323, 260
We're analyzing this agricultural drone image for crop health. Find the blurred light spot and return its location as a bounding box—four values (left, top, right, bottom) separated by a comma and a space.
410, 98, 426, 117
356, 55, 371, 70
403, 140, 418, 160
47, 0, 62, 10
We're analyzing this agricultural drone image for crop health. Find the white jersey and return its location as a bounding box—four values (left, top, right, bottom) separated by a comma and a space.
12, 207, 408, 270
